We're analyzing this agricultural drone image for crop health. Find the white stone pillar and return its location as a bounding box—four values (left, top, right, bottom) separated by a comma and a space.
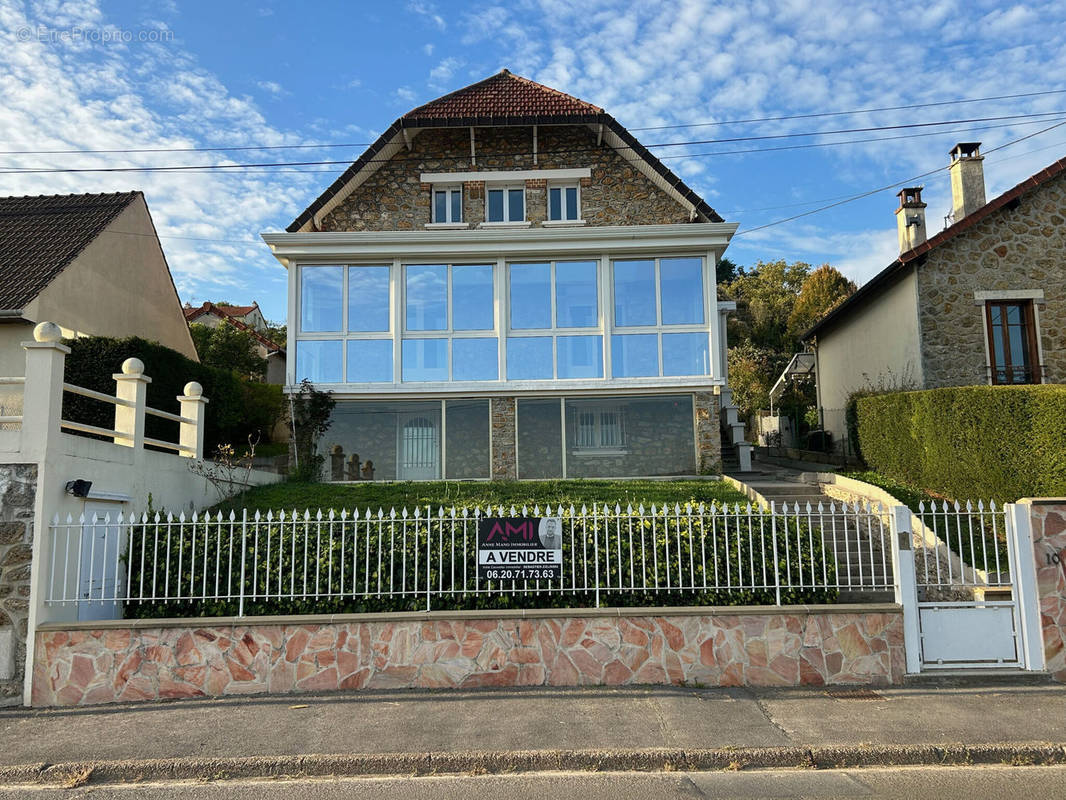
178, 381, 208, 460
20, 322, 69, 461
112, 358, 150, 450
889, 505, 922, 675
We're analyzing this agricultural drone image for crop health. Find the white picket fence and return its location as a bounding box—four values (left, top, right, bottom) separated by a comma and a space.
45, 500, 896, 616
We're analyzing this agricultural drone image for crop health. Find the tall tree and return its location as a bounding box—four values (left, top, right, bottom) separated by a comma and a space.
190, 322, 266, 380
721, 260, 811, 352
787, 264, 857, 340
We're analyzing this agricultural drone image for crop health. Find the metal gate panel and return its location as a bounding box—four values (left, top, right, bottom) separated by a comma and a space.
917, 601, 1020, 668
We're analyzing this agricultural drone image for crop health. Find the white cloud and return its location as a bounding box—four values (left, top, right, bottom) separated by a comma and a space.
256, 80, 287, 97
394, 86, 417, 103
407, 0, 445, 30
428, 56, 462, 89
423, 43, 434, 56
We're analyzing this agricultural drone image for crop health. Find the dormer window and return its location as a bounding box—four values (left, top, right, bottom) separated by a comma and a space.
432, 185, 463, 224
487, 185, 524, 222
548, 184, 579, 221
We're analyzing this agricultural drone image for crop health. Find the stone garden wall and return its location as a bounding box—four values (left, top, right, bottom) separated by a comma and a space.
32, 606, 904, 706
916, 169, 1066, 386
0, 463, 37, 705
319, 125, 692, 232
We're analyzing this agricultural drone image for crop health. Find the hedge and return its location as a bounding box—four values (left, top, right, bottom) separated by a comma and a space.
62, 335, 283, 452
855, 385, 1066, 502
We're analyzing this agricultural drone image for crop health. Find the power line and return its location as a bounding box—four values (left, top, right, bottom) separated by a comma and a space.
1, 111, 1062, 176
629, 88, 1066, 131
733, 119, 1066, 237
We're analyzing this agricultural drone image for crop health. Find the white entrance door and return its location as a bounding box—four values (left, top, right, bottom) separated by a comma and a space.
78, 503, 126, 622
398, 413, 441, 480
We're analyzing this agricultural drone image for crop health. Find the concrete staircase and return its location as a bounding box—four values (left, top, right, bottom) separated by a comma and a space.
725, 462, 894, 603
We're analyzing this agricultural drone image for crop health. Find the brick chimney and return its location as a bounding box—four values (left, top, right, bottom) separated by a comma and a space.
949, 142, 986, 221
895, 186, 927, 253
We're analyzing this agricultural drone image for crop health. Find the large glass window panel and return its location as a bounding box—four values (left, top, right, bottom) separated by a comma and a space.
517, 399, 563, 478
405, 265, 447, 331
346, 339, 392, 383
347, 266, 390, 332
506, 337, 553, 380
660, 258, 705, 325
296, 340, 342, 383
662, 332, 709, 376
445, 399, 490, 479
557, 335, 603, 379
611, 333, 659, 377
555, 261, 598, 328
451, 264, 494, 331
300, 266, 343, 332
509, 263, 552, 329
613, 260, 656, 327
402, 338, 448, 382
564, 395, 695, 478
487, 189, 504, 222
452, 337, 499, 381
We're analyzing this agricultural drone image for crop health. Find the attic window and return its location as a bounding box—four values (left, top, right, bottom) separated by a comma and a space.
487, 186, 525, 222
433, 186, 462, 223
548, 184, 580, 221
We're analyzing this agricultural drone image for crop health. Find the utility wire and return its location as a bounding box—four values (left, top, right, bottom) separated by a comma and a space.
0, 111, 1062, 175
3, 88, 1064, 156
733, 119, 1066, 236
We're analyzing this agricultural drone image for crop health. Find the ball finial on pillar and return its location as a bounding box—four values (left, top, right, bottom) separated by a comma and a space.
32, 321, 63, 343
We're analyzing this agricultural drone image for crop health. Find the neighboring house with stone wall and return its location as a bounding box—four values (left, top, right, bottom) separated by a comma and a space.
264, 70, 748, 480
804, 143, 1066, 443
0, 191, 199, 387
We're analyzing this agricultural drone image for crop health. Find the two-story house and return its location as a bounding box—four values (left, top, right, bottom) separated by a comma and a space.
264, 70, 747, 481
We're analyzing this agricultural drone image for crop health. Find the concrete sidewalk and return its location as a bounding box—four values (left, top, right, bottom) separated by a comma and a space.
1, 681, 1065, 784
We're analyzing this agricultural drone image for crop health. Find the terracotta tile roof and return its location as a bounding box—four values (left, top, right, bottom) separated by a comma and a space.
0, 191, 139, 311
403, 69, 602, 121
287, 70, 723, 232
184, 301, 259, 321
804, 153, 1066, 340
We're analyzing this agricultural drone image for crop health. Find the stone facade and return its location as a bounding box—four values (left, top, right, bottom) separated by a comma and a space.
916, 170, 1066, 387
490, 397, 516, 480
0, 463, 37, 704
320, 126, 691, 232
1026, 500, 1066, 682
693, 392, 722, 475
31, 608, 904, 706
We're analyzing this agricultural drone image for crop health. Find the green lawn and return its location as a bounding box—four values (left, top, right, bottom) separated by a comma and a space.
213, 478, 750, 515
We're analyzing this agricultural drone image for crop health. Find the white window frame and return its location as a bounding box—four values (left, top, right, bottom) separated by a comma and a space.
572, 402, 627, 454
505, 260, 604, 381
483, 184, 527, 225
546, 182, 583, 224
429, 184, 464, 226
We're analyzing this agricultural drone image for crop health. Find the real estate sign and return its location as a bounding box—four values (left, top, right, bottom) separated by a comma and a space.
477, 517, 563, 581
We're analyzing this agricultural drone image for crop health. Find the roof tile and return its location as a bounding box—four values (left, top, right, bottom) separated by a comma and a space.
403, 69, 602, 121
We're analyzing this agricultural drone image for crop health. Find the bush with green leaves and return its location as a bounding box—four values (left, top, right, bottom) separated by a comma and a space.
854, 385, 1066, 502
122, 503, 838, 618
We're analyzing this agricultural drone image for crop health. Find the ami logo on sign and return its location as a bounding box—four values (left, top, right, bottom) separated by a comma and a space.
483, 520, 537, 543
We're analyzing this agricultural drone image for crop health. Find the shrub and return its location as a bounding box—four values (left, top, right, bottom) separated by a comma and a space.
855, 385, 1066, 502
62, 335, 283, 451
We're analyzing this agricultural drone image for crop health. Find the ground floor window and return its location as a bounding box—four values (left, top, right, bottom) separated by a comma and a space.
985, 300, 1041, 384
518, 395, 696, 479
319, 399, 490, 481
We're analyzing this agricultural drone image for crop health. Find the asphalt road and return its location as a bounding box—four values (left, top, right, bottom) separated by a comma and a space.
5, 765, 1066, 799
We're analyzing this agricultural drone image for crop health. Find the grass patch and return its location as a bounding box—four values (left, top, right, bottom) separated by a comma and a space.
212, 479, 751, 515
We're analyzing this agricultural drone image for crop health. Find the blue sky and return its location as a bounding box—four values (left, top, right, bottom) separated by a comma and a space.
1, 0, 1065, 322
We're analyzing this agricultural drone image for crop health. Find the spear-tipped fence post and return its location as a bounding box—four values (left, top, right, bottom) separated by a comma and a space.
238, 508, 247, 617
770, 501, 781, 605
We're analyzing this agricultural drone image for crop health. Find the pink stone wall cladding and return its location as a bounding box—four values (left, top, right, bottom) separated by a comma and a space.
33, 612, 904, 706
1029, 502, 1066, 681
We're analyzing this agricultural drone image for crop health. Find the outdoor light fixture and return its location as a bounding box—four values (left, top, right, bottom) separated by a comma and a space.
65, 479, 92, 498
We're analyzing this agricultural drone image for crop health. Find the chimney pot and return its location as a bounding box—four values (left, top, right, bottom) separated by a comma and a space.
949, 141, 986, 221
895, 186, 927, 253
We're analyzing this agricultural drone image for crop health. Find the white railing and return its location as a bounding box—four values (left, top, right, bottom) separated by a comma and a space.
915, 500, 1008, 588
0, 376, 25, 427
45, 501, 894, 617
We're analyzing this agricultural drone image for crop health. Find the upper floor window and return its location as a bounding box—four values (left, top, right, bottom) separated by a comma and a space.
487, 185, 525, 222
613, 257, 705, 328
300, 265, 343, 332
548, 184, 580, 221
432, 186, 462, 223
986, 300, 1041, 384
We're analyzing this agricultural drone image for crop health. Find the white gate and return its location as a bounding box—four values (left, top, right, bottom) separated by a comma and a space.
904, 501, 1036, 670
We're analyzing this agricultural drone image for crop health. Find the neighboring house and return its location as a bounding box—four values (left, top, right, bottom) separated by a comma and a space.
0, 191, 198, 379
804, 143, 1066, 444
264, 69, 749, 481
184, 301, 286, 384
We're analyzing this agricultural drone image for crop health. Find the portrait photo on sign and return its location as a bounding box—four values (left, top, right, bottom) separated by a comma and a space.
538, 517, 562, 550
